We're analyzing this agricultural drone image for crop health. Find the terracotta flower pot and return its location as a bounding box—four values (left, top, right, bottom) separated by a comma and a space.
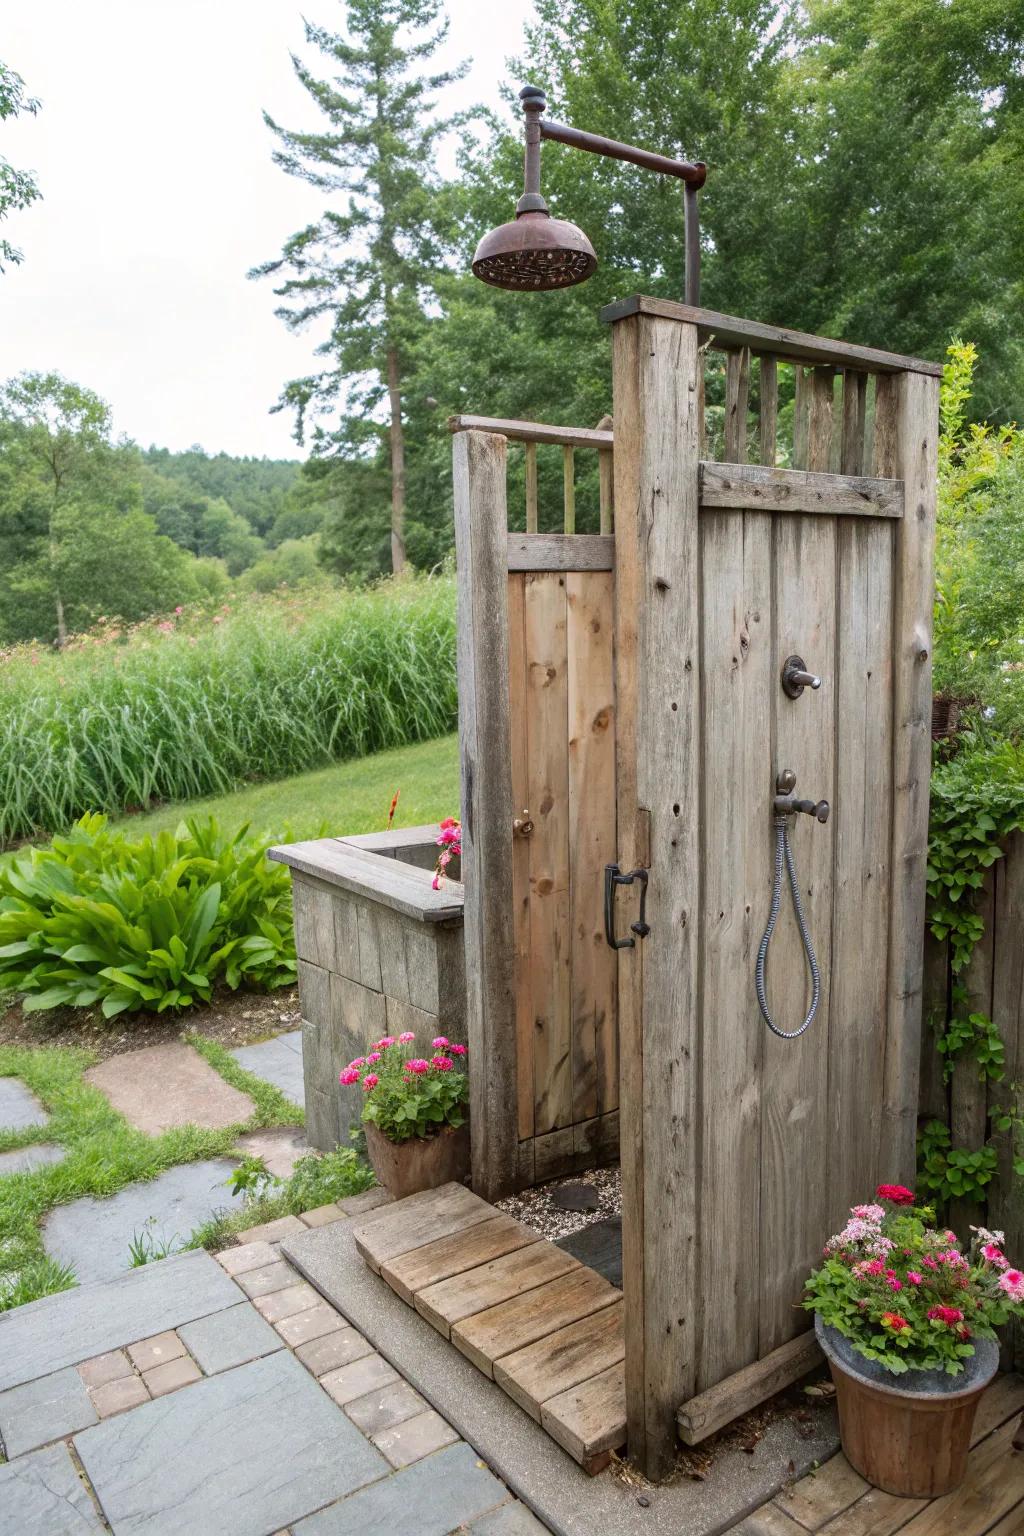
363, 1120, 470, 1200
815, 1316, 999, 1498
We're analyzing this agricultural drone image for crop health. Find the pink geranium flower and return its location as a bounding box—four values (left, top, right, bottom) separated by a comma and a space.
983, 1242, 1008, 1269
431, 1036, 450, 1049
906, 1271, 923, 1285
398, 1031, 416, 1043
339, 1067, 360, 1086
348, 1057, 365, 1070
876, 1184, 915, 1206
362, 1073, 379, 1091
366, 1052, 382, 1064
998, 1269, 1024, 1302
406, 1059, 429, 1074
450, 1043, 467, 1056
928, 1305, 964, 1325
431, 1055, 454, 1071
376, 1036, 396, 1049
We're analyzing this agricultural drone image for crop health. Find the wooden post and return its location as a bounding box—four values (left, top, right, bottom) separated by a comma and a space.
611, 311, 702, 1480
562, 446, 575, 533
452, 429, 519, 1200
881, 370, 940, 1181
525, 441, 538, 533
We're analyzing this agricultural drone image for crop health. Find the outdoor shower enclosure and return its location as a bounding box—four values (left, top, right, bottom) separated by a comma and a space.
453, 296, 939, 1477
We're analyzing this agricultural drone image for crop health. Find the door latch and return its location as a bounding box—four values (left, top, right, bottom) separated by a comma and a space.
604, 863, 650, 949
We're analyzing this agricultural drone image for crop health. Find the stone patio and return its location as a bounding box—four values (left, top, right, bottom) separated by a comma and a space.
0, 1217, 546, 1536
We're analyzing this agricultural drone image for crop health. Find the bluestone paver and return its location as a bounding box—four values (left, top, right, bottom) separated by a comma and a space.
0, 1441, 106, 1533
84, 1041, 253, 1133
0, 1141, 66, 1176
43, 1157, 244, 1284
0, 1365, 97, 1457
292, 1440, 507, 1536
178, 1301, 283, 1374
235, 1126, 308, 1178
229, 1031, 305, 1105
471, 1502, 552, 1535
74, 1349, 387, 1536
0, 1249, 239, 1392
0, 1076, 48, 1131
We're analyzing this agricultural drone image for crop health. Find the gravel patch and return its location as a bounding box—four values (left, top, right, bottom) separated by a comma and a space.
495, 1166, 621, 1242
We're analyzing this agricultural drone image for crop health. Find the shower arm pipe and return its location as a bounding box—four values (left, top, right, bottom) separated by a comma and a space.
521, 92, 706, 306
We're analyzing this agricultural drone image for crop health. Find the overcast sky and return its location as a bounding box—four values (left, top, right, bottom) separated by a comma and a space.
1, 0, 533, 458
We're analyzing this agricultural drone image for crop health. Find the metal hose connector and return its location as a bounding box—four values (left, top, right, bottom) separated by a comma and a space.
755, 814, 821, 1039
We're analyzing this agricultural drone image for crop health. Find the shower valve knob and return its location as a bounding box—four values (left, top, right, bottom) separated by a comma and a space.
782, 655, 822, 699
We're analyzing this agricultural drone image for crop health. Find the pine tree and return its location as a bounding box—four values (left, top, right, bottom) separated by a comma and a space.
252, 0, 466, 573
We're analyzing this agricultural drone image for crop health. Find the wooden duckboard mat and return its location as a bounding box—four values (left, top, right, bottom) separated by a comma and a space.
353, 1181, 625, 1473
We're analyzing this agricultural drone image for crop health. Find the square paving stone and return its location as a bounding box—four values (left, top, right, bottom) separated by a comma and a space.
320, 1353, 399, 1407
127, 1330, 186, 1372
143, 1356, 202, 1397
43, 1158, 246, 1285
344, 1379, 426, 1436
230, 1032, 305, 1105
295, 1327, 373, 1378
470, 1503, 551, 1535
371, 1407, 459, 1469
292, 1440, 507, 1536
74, 1348, 387, 1536
275, 1302, 346, 1348
236, 1258, 296, 1298
0, 1249, 240, 1392
299, 1203, 346, 1228
235, 1127, 308, 1179
0, 1141, 66, 1176
0, 1441, 106, 1533
84, 1041, 253, 1134
90, 1374, 150, 1418
178, 1302, 283, 1374
234, 1213, 306, 1245
214, 1238, 278, 1275
78, 1349, 132, 1389
253, 1280, 321, 1323
0, 1366, 97, 1457
0, 1076, 49, 1131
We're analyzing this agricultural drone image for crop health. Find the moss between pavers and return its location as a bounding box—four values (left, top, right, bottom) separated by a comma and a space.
0, 1036, 344, 1311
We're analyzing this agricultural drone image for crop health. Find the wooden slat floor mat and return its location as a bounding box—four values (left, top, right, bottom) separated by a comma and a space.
353, 1181, 625, 1473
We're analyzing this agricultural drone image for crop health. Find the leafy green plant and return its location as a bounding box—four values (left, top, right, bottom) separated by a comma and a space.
934, 989, 1006, 1084
0, 814, 295, 1016
285, 1146, 373, 1210
127, 1219, 183, 1267
224, 1155, 279, 1204
917, 1120, 999, 1205
340, 1033, 468, 1143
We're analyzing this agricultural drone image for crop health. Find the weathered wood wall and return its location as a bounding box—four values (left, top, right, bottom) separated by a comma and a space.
920, 828, 1024, 1365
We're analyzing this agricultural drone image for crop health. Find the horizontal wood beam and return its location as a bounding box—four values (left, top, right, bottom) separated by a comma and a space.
676, 1331, 824, 1446
601, 296, 943, 378
449, 415, 613, 451
507, 533, 615, 571
269, 840, 464, 923
699, 461, 903, 518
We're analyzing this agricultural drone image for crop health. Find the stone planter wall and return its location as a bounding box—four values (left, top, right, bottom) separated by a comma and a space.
269, 827, 465, 1153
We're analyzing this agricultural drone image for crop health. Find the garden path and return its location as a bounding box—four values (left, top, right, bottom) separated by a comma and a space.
0, 1193, 547, 1535
229, 1028, 305, 1105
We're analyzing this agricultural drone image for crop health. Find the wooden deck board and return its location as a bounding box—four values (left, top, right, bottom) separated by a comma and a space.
352, 1181, 494, 1273
380, 1213, 540, 1304
355, 1183, 626, 1469
416, 1241, 579, 1338
495, 1299, 624, 1421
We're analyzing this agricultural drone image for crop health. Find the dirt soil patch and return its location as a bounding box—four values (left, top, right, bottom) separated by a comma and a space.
0, 986, 301, 1060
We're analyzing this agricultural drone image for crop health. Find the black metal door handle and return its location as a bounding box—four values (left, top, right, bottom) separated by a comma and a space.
604, 863, 650, 949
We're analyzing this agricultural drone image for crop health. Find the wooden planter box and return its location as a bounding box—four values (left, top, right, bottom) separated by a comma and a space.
269, 827, 465, 1153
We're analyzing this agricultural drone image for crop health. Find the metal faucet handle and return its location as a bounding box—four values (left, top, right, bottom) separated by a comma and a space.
782, 655, 822, 699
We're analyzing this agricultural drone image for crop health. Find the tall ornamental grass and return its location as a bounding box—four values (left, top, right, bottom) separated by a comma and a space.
0, 577, 457, 847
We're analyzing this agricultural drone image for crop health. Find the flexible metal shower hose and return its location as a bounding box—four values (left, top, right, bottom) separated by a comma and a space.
755, 814, 821, 1039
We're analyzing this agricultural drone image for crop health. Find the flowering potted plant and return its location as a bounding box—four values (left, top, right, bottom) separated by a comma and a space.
805, 1184, 1024, 1497
340, 1032, 469, 1199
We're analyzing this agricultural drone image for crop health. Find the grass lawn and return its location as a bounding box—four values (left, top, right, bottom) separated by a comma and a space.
0, 733, 460, 871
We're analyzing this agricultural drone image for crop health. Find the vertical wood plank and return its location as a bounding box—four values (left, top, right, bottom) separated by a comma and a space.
760, 368, 837, 1355
989, 834, 1024, 1367
697, 505, 772, 1389
829, 515, 894, 1221
792, 367, 810, 470
880, 370, 939, 1181
597, 414, 614, 535
525, 440, 538, 533
611, 311, 702, 1479
949, 878, 996, 1236
841, 370, 868, 476
567, 571, 618, 1124
507, 572, 534, 1144
453, 429, 518, 1200
525, 572, 572, 1136
725, 346, 751, 464
759, 355, 778, 467
563, 446, 576, 534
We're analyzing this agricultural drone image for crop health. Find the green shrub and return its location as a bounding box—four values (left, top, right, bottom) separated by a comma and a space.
0, 575, 457, 847
0, 814, 295, 1016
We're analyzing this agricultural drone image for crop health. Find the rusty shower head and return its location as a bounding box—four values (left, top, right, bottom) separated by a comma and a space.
471, 86, 598, 293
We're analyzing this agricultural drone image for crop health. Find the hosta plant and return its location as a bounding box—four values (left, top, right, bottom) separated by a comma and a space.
340, 1032, 468, 1143
0, 813, 295, 1017
804, 1185, 1024, 1375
